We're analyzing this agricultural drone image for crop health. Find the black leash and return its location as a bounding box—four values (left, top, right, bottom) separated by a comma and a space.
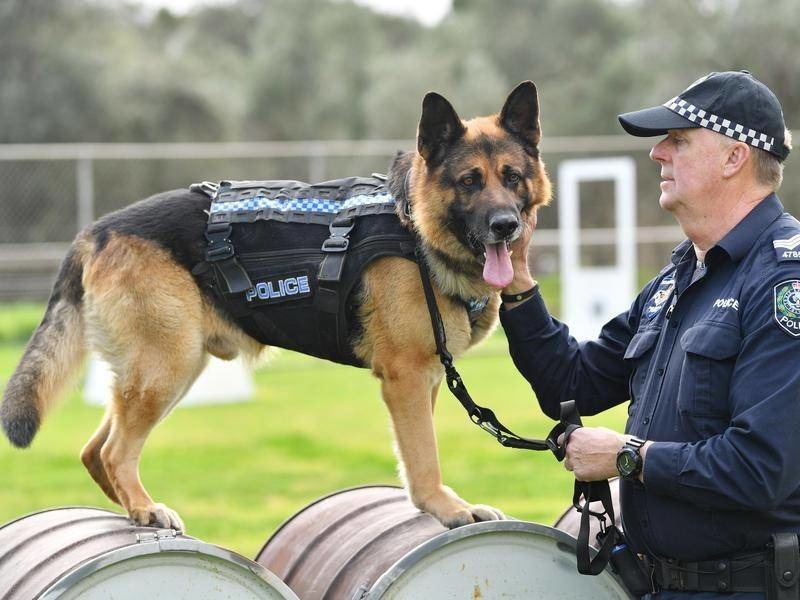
415, 246, 628, 581
414, 247, 565, 452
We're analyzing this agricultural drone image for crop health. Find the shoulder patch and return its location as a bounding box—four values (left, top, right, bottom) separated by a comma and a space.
774, 280, 800, 337
774, 234, 800, 262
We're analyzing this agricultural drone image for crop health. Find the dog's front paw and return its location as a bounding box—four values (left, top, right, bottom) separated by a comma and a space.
415, 486, 506, 529
468, 503, 506, 523
129, 502, 185, 531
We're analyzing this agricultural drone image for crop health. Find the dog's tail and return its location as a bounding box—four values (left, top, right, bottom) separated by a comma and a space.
1, 241, 88, 448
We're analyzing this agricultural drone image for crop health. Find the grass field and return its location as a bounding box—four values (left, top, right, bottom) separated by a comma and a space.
0, 289, 628, 560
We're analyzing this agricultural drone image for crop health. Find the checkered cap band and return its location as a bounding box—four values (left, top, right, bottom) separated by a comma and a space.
664, 97, 775, 153
210, 192, 394, 215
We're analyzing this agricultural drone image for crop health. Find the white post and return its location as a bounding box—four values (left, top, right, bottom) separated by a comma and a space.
76, 157, 94, 230
84, 355, 255, 407
558, 157, 637, 340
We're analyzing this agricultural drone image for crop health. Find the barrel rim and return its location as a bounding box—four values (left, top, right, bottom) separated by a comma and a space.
0, 506, 123, 533
39, 537, 300, 600
366, 519, 633, 599
255, 483, 402, 559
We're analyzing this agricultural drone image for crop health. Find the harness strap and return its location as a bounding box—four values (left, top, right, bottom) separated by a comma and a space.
204, 221, 253, 294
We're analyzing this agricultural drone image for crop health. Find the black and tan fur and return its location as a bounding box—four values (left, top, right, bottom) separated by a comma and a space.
1, 82, 550, 530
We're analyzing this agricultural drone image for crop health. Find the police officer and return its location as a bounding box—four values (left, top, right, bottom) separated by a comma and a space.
501, 71, 797, 599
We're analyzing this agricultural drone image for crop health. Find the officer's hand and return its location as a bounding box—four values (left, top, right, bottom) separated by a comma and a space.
510, 206, 537, 269
503, 207, 538, 298
560, 427, 627, 482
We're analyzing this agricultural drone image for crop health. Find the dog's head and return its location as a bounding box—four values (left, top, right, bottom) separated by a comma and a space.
408, 81, 551, 289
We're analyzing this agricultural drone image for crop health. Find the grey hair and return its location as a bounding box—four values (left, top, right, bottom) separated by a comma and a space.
752, 129, 792, 191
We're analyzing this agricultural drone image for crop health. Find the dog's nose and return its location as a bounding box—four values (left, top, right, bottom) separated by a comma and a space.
489, 214, 519, 239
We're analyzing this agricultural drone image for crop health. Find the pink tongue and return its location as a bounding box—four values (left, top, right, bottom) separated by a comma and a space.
482, 242, 514, 288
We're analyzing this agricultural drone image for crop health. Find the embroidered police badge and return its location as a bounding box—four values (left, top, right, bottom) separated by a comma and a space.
643, 275, 675, 321
774, 279, 800, 337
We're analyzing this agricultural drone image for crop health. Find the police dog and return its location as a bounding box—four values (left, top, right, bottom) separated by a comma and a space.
1, 82, 550, 530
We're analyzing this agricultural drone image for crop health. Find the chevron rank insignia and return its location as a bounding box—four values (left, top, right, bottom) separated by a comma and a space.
773, 234, 800, 262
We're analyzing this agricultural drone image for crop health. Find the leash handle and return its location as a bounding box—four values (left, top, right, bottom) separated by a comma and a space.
546, 399, 622, 577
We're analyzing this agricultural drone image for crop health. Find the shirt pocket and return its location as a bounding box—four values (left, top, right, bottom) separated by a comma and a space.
623, 327, 661, 412
678, 321, 740, 425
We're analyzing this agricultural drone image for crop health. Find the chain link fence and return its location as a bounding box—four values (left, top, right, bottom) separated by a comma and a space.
1, 137, 797, 300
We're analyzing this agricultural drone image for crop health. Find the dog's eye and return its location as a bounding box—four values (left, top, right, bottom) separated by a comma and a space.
460, 175, 477, 188
505, 172, 521, 185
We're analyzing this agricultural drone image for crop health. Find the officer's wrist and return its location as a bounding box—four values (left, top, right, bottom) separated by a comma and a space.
502, 271, 537, 308
637, 441, 653, 483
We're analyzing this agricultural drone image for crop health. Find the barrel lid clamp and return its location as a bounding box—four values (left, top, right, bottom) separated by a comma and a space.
136, 528, 180, 544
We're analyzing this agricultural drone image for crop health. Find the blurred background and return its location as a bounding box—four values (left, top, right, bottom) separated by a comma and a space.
1, 0, 798, 557
2, 0, 799, 297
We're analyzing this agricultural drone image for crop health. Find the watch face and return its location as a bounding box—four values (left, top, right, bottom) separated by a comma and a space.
617, 450, 638, 476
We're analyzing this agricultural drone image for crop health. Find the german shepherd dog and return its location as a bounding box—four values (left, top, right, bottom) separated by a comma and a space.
1, 82, 550, 531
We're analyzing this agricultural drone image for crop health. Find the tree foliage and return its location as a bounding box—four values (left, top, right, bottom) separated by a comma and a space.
1, 0, 797, 144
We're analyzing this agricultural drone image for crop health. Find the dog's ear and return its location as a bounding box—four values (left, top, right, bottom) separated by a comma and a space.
417, 92, 467, 168
499, 81, 541, 154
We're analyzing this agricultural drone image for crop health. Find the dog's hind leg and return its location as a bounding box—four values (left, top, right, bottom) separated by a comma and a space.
82, 232, 210, 530
100, 358, 203, 531
379, 361, 505, 529
80, 409, 119, 504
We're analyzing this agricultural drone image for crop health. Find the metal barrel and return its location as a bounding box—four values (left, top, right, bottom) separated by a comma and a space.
257, 484, 632, 600
256, 485, 445, 599
0, 506, 299, 600
553, 477, 622, 544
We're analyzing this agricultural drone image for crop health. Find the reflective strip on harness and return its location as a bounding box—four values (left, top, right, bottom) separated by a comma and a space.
209, 193, 394, 215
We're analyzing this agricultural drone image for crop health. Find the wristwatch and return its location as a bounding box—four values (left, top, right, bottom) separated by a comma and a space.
616, 437, 646, 479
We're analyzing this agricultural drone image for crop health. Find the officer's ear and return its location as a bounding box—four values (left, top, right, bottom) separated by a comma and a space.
722, 140, 751, 179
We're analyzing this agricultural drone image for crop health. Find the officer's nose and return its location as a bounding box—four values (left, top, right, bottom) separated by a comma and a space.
650, 137, 668, 163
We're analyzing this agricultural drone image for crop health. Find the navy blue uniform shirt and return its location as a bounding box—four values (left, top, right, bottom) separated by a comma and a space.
501, 194, 800, 595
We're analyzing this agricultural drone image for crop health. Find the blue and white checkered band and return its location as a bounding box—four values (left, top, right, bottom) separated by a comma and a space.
663, 96, 775, 153
210, 192, 395, 215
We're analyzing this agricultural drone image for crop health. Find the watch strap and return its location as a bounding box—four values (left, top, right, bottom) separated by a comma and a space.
625, 436, 646, 450
500, 282, 539, 304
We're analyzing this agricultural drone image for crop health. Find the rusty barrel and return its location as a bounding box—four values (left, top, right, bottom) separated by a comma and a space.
257, 485, 632, 599
554, 477, 622, 545
0, 506, 298, 600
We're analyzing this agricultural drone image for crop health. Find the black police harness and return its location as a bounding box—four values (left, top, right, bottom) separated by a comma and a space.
194, 174, 797, 598
193, 175, 488, 366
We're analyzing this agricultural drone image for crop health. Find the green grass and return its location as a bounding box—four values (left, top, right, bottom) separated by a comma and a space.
0, 291, 628, 560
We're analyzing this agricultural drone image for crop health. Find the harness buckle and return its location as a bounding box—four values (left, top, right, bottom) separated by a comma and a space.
204, 223, 236, 262
322, 222, 354, 253
321, 236, 350, 252
205, 243, 235, 261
